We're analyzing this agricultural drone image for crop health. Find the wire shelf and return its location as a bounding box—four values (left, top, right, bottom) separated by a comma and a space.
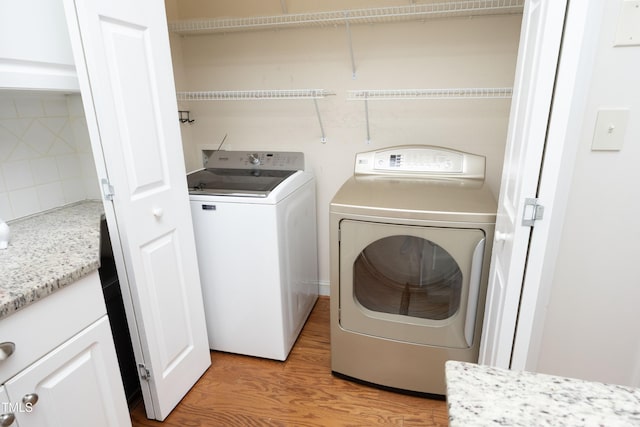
176, 89, 335, 101
176, 89, 334, 142
168, 0, 525, 34
347, 87, 513, 100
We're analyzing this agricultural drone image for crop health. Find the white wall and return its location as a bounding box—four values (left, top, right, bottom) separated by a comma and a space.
0, 92, 99, 221
535, 0, 640, 387
166, 0, 521, 291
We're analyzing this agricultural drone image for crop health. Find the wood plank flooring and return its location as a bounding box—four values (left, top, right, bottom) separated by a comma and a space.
129, 296, 449, 426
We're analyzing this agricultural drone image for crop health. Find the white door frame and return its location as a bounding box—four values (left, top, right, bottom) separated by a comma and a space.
479, 0, 567, 368
511, 0, 607, 370
486, 0, 609, 371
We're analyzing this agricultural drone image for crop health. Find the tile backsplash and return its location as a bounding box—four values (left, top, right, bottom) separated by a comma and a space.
0, 92, 100, 221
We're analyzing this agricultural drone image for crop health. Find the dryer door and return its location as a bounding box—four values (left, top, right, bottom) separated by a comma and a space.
339, 220, 486, 348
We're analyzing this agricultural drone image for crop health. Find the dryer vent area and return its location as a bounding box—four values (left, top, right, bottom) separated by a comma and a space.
354, 236, 462, 321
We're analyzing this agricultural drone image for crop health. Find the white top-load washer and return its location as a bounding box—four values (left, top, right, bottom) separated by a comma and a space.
188, 150, 318, 361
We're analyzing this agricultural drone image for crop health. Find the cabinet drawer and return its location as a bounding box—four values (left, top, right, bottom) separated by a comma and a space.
0, 272, 106, 383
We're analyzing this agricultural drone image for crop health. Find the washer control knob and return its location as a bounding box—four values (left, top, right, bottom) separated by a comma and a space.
248, 153, 260, 165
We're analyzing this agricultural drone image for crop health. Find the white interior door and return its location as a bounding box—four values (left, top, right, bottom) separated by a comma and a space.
478, 0, 567, 368
62, 0, 210, 420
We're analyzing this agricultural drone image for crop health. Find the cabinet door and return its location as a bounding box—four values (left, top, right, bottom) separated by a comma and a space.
62, 0, 211, 421
0, 0, 78, 91
5, 317, 130, 427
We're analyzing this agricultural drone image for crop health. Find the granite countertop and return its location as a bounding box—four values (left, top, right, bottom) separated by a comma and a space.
445, 360, 640, 426
0, 201, 104, 320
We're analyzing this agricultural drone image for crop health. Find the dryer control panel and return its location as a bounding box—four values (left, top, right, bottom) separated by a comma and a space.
354, 145, 485, 179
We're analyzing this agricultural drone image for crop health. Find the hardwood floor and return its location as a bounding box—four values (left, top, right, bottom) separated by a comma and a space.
129, 297, 449, 426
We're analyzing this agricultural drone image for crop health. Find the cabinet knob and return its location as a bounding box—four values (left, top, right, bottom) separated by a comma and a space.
0, 342, 15, 361
0, 413, 15, 426
22, 393, 39, 407
152, 208, 164, 218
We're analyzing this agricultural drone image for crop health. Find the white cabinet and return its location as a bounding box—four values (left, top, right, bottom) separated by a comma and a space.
4, 318, 129, 427
0, 0, 78, 91
0, 273, 130, 427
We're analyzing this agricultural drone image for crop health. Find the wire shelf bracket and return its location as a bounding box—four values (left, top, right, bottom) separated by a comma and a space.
345, 13, 357, 79
178, 110, 194, 123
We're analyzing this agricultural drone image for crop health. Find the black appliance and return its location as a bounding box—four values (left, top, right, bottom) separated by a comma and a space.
99, 215, 141, 406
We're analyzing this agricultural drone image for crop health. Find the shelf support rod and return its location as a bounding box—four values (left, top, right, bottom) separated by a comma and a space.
344, 12, 357, 79
313, 98, 327, 143
364, 96, 371, 144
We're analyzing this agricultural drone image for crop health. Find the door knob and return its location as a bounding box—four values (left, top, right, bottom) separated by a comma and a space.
495, 231, 509, 242
0, 342, 15, 361
0, 413, 15, 426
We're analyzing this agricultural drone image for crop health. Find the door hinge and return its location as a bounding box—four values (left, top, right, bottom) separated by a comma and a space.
138, 363, 151, 381
101, 178, 115, 201
522, 198, 544, 227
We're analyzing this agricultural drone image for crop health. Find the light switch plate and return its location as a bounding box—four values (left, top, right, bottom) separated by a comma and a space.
614, 0, 640, 46
591, 108, 630, 151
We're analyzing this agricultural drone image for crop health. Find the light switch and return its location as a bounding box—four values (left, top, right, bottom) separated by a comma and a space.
591, 108, 630, 151
614, 0, 640, 47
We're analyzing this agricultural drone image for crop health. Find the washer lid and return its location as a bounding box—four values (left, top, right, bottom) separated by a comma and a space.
187, 150, 304, 197
187, 168, 296, 197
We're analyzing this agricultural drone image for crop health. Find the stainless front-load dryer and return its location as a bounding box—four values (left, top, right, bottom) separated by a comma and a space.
330, 145, 496, 396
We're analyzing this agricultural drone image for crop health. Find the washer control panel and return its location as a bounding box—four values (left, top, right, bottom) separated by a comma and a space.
204, 150, 305, 171
354, 146, 485, 179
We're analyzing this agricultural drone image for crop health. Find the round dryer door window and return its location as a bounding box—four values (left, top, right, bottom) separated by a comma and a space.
338, 219, 486, 349
354, 235, 462, 321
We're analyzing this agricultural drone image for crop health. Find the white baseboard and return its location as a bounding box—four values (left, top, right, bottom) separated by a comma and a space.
318, 280, 330, 296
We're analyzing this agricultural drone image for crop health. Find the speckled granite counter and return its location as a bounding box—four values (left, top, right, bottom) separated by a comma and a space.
0, 201, 104, 320
446, 361, 640, 426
